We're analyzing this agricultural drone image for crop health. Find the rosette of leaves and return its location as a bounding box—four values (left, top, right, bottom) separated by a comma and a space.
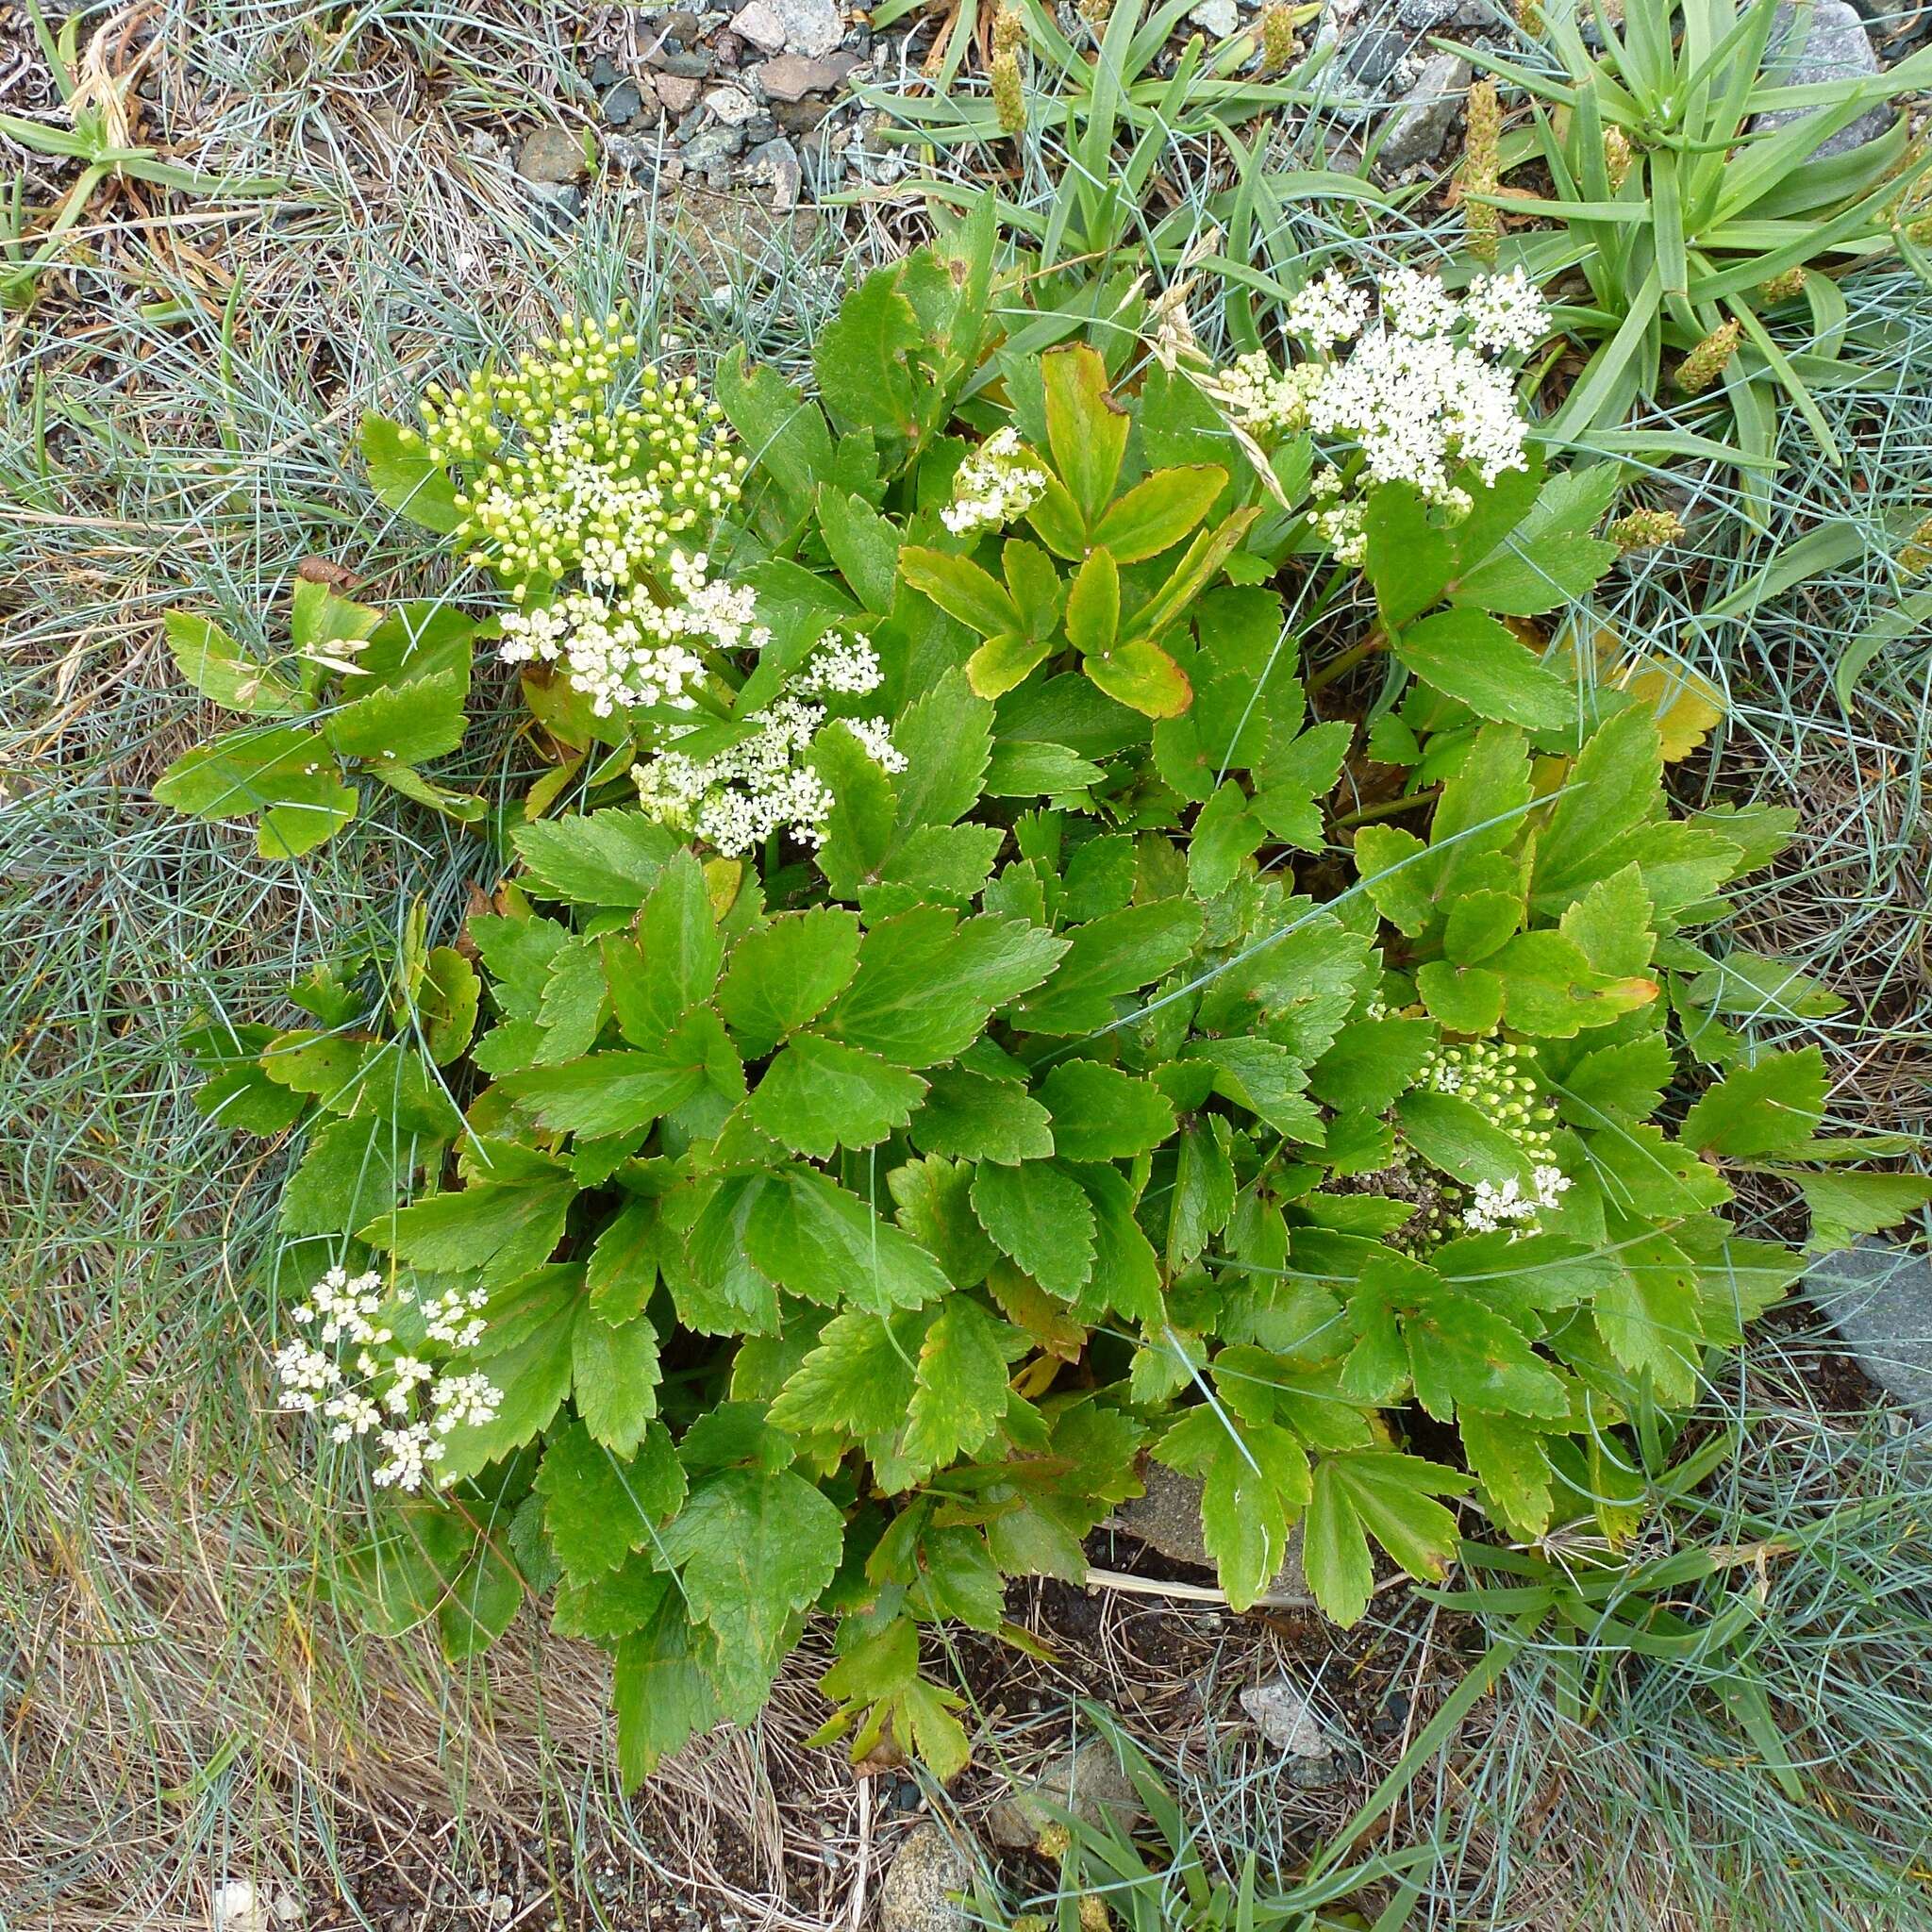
1454, 0, 1932, 487
173, 233, 1932, 1788
156, 578, 481, 857
213, 625, 1925, 1786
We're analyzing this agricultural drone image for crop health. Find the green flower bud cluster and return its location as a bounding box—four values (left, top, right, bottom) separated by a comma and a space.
1608, 506, 1686, 554
1417, 1037, 1558, 1167
1410, 1040, 1572, 1241
411, 310, 747, 601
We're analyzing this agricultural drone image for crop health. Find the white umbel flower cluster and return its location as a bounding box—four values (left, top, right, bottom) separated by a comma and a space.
495, 562, 769, 718
1461, 1165, 1573, 1235
941, 425, 1051, 538
631, 630, 906, 858
1284, 267, 1372, 352
497, 584, 709, 716
1460, 266, 1552, 358
274, 1267, 500, 1492
1212, 266, 1550, 565
408, 310, 758, 719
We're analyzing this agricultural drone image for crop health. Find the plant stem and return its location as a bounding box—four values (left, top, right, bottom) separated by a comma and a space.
1332, 784, 1441, 830
1307, 627, 1385, 694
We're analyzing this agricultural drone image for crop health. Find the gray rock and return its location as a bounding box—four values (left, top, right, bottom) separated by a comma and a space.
774, 95, 837, 135
731, 0, 845, 58
878, 1824, 973, 1932
1241, 1677, 1351, 1782
1111, 1461, 1310, 1599
1190, 0, 1240, 34
985, 1738, 1146, 1850
524, 180, 585, 224
1376, 51, 1470, 170
1241, 1678, 1332, 1757
1396, 0, 1457, 25
1341, 23, 1412, 89
1807, 1241, 1932, 1422
516, 125, 590, 184
756, 49, 860, 100
652, 46, 715, 78
683, 124, 746, 184
705, 82, 759, 124
1755, 0, 1890, 158
601, 78, 646, 126
601, 131, 663, 175
744, 134, 803, 208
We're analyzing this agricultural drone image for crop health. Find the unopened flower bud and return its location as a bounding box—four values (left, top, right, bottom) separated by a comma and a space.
1603, 125, 1634, 192
1757, 265, 1807, 304
1675, 317, 1741, 393
1608, 507, 1686, 553
1458, 81, 1503, 263
991, 45, 1025, 134
1257, 2, 1296, 72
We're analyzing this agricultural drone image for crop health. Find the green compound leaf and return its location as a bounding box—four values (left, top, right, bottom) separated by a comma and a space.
1458, 1410, 1556, 1541
1680, 1046, 1827, 1158
1304, 1450, 1470, 1626
1156, 1406, 1310, 1613
830, 908, 1067, 1067
619, 850, 724, 1046
363, 1164, 576, 1285
513, 809, 681, 908
890, 1155, 1000, 1290
1068, 1163, 1163, 1326
1489, 929, 1658, 1038
1041, 341, 1128, 525
897, 1297, 1027, 1480
153, 723, 318, 821
499, 1049, 707, 1140
745, 1167, 953, 1314
1089, 464, 1227, 563
716, 907, 862, 1058
535, 1418, 684, 1582
889, 669, 992, 840
747, 1032, 927, 1157
1561, 1034, 1676, 1124
1394, 609, 1575, 729
280, 1114, 408, 1238
1083, 636, 1193, 721
1020, 899, 1204, 1035
1799, 1171, 1932, 1252
1453, 463, 1620, 616
614, 1585, 724, 1787
1038, 1059, 1176, 1162
898, 545, 1021, 640
572, 1311, 662, 1456
970, 1158, 1097, 1297
361, 414, 464, 533
770, 1308, 921, 1439
163, 610, 305, 716
1187, 783, 1263, 900
812, 265, 927, 441
658, 1462, 844, 1711
812, 721, 897, 901
910, 1066, 1055, 1165
1594, 1230, 1704, 1405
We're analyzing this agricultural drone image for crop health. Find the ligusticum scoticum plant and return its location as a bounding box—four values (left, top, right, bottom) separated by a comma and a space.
169, 217, 1931, 1784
